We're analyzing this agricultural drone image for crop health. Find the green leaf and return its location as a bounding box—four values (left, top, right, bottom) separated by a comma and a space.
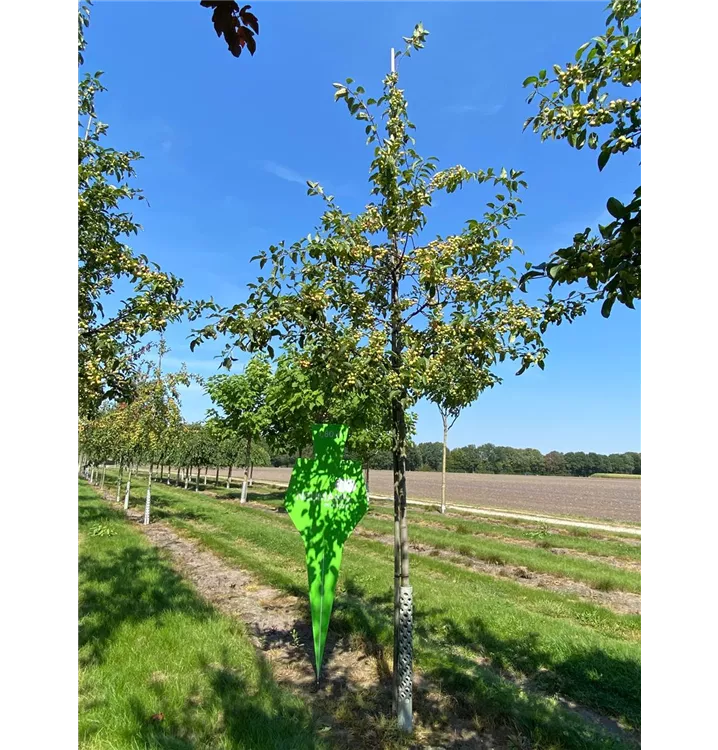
606, 197, 627, 219
601, 296, 616, 318
597, 149, 610, 171
575, 42, 591, 61
522, 76, 538, 87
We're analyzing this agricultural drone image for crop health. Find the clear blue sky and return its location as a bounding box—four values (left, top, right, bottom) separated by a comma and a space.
83, 1, 640, 455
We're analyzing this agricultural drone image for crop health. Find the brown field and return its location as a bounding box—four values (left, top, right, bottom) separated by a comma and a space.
248, 467, 641, 524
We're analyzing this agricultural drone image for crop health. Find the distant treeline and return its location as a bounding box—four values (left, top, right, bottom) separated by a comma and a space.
270, 442, 640, 477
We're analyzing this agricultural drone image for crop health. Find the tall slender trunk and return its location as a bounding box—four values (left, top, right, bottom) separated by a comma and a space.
241, 436, 252, 503
89, 465, 95, 485
226, 464, 233, 490
143, 463, 153, 525
78, 453, 83, 475
365, 460, 370, 495
249, 461, 254, 487
184, 466, 189, 490
124, 465, 132, 510
159, 464, 164, 481
116, 463, 123, 503
195, 465, 200, 492
441, 411, 448, 514
390, 269, 412, 732
100, 463, 107, 490
166, 464, 171, 485
176, 466, 181, 485
215, 465, 220, 486
204, 466, 208, 486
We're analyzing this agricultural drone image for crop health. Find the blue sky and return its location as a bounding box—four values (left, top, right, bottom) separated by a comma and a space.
83, 1, 640, 455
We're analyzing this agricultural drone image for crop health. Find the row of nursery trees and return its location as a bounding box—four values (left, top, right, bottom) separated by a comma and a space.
78, 345, 405, 524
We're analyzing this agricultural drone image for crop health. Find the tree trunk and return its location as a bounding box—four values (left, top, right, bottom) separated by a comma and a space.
241, 436, 252, 503
143, 463, 153, 525
159, 464, 164, 481
365, 460, 370, 495
166, 464, 171, 485
176, 466, 181, 485
204, 467, 208, 486
390, 270, 412, 732
195, 465, 200, 492
124, 465, 132, 510
89, 465, 95, 485
249, 461, 254, 487
78, 454, 83, 476
100, 463, 106, 490
215, 465, 220, 486
184, 466, 189, 490
441, 411, 448, 514
227, 464, 233, 490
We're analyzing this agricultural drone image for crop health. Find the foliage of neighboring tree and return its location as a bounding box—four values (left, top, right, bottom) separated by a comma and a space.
520, 0, 641, 318
78, 4, 198, 417
190, 26, 576, 721
200, 1, 259, 58
206, 356, 273, 501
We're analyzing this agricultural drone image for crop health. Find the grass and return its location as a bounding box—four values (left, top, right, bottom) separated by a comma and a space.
78, 481, 322, 750
590, 474, 641, 479
109, 474, 641, 747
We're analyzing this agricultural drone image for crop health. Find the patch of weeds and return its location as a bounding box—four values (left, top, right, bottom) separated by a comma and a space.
429, 549, 441, 557
458, 546, 474, 558
456, 523, 471, 535
568, 527, 591, 538
483, 553, 506, 566
535, 539, 553, 549
526, 523, 550, 540
88, 522, 116, 537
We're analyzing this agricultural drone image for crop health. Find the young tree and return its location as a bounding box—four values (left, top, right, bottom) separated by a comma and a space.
206, 356, 272, 502
265, 345, 402, 493
192, 26, 569, 730
520, 0, 640, 317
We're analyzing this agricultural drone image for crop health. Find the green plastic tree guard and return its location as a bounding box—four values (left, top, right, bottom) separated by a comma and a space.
285, 424, 369, 680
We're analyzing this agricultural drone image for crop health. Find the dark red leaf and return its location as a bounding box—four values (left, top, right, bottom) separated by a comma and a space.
240, 10, 259, 35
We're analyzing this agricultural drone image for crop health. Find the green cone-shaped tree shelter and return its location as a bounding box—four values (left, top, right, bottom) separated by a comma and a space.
285, 424, 368, 679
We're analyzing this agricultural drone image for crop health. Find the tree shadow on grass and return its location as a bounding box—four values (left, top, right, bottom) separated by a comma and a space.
79, 542, 214, 668
430, 615, 640, 737
128, 650, 319, 750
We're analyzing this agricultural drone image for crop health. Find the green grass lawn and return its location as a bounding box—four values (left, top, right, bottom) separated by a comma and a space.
78, 481, 322, 750
107, 472, 640, 749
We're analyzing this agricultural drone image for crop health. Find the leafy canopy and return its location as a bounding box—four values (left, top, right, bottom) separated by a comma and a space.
78, 3, 201, 417
520, 0, 641, 318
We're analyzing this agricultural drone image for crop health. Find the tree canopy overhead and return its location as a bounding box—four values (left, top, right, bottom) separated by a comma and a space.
520, 0, 641, 318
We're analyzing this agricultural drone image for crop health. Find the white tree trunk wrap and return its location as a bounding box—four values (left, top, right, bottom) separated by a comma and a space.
241, 476, 248, 503
226, 465, 233, 489
90, 466, 95, 484
116, 465, 123, 503
100, 464, 106, 490
144, 467, 153, 525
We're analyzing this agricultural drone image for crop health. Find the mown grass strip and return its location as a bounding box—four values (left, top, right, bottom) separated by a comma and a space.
78, 481, 321, 750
